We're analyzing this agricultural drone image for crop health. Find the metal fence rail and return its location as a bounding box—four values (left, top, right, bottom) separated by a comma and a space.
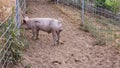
59, 0, 120, 21
0, 0, 26, 68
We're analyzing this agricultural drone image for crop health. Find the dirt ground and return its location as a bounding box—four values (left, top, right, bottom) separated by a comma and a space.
14, 0, 120, 68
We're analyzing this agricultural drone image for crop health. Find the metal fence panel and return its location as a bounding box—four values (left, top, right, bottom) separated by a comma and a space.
82, 0, 120, 46
0, 0, 26, 68
58, 0, 120, 46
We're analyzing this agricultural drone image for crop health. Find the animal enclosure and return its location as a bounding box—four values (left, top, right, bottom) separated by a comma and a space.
0, 0, 120, 68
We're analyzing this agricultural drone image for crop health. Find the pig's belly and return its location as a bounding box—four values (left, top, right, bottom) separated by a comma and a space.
39, 26, 51, 32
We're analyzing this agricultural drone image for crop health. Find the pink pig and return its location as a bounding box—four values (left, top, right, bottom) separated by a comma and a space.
21, 16, 63, 46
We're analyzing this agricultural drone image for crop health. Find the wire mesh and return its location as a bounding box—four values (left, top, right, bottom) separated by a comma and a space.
0, 0, 26, 68
0, 0, 120, 67
82, 0, 120, 46
58, 0, 120, 46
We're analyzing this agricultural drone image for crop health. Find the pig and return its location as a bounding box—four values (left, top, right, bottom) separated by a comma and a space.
21, 16, 63, 46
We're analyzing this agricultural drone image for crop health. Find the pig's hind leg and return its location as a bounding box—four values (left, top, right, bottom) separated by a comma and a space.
52, 31, 58, 46
36, 29, 39, 40
56, 31, 60, 45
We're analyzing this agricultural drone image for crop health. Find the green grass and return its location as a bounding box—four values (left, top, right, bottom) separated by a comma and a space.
80, 15, 120, 46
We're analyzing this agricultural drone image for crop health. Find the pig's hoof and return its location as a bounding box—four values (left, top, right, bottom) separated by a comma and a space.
31, 37, 36, 41
35, 38, 39, 40
57, 42, 59, 45
53, 44, 56, 46
60, 42, 64, 45
53, 43, 57, 46
31, 37, 34, 39
32, 39, 36, 41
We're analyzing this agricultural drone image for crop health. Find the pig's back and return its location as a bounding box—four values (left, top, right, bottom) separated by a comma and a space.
31, 18, 56, 32
30, 18, 60, 31
31, 18, 56, 23
31, 18, 60, 27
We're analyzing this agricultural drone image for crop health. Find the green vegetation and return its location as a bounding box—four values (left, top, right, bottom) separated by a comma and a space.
24, 64, 31, 68
0, 14, 28, 67
95, 0, 120, 14
80, 15, 120, 46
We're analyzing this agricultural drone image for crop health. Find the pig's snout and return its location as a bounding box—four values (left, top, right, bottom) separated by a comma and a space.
20, 19, 31, 30
20, 23, 30, 30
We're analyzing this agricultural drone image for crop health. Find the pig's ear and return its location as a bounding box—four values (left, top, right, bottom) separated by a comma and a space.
25, 16, 29, 21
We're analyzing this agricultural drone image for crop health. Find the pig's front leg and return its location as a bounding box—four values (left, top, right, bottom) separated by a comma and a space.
52, 31, 58, 46
31, 28, 37, 40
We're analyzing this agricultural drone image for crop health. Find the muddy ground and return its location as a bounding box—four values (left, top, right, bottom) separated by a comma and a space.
14, 0, 120, 68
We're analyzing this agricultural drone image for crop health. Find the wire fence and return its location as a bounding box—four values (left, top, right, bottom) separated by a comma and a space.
0, 0, 26, 68
82, 0, 120, 46
0, 0, 120, 67
58, 0, 120, 46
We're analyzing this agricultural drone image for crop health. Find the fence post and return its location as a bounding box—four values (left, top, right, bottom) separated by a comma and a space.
81, 0, 85, 26
16, 0, 20, 35
23, 0, 26, 14
56, 0, 59, 4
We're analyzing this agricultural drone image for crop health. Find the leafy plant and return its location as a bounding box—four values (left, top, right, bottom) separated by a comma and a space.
0, 16, 29, 67
95, 0, 106, 8
95, 0, 120, 14
24, 64, 31, 68
7, 28, 28, 64
105, 0, 120, 14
